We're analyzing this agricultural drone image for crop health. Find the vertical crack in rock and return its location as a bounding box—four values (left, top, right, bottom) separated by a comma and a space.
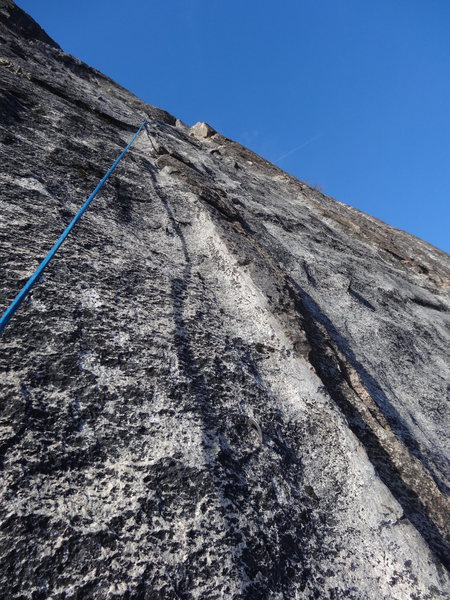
189, 189, 450, 570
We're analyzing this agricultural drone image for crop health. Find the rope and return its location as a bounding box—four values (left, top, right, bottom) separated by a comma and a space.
0, 119, 147, 335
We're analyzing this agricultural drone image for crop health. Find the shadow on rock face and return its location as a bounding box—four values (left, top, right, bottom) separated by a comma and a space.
114, 182, 133, 225
0, 88, 30, 125
145, 171, 320, 598
287, 278, 450, 570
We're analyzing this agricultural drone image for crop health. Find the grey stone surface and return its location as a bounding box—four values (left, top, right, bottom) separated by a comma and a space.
0, 1, 449, 598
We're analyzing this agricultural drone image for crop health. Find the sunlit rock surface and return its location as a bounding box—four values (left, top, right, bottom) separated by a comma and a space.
0, 1, 449, 598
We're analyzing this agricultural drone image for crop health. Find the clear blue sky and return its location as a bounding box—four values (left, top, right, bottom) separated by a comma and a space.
17, 0, 450, 252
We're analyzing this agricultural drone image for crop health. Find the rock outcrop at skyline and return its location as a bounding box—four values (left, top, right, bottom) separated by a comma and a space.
0, 1, 449, 598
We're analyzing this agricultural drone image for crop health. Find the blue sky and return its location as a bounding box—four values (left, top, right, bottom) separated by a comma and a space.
17, 0, 450, 252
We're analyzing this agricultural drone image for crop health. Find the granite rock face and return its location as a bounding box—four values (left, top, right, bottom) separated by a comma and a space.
0, 1, 449, 598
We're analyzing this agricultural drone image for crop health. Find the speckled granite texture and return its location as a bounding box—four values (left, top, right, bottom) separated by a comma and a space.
0, 1, 449, 598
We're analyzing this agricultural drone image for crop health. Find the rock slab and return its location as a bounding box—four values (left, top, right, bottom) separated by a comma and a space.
0, 1, 449, 598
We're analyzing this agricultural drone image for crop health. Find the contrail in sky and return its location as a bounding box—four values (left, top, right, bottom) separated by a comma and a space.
274, 133, 322, 163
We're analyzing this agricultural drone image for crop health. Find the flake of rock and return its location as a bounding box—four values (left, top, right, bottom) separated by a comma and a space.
190, 120, 216, 139
175, 118, 189, 131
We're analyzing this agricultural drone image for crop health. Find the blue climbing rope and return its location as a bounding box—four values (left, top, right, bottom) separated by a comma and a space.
0, 119, 147, 335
